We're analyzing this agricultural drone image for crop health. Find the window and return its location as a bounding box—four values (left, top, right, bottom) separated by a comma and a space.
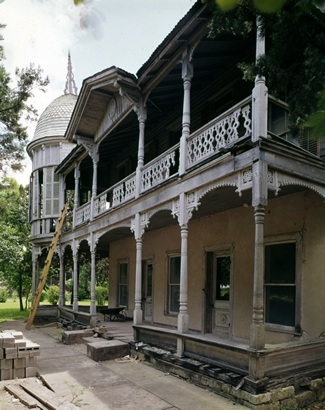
216, 256, 231, 301
118, 261, 128, 307
265, 242, 296, 327
168, 255, 180, 314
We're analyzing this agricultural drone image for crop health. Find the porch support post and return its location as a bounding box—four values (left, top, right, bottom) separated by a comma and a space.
72, 240, 79, 312
135, 102, 147, 198
131, 213, 144, 326
31, 247, 38, 300
176, 192, 190, 356
73, 164, 80, 228
252, 17, 268, 143
58, 246, 65, 307
250, 160, 268, 353
90, 154, 98, 220
179, 49, 193, 176
90, 233, 97, 316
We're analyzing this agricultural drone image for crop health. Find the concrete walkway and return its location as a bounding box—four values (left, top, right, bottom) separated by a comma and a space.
0, 320, 248, 409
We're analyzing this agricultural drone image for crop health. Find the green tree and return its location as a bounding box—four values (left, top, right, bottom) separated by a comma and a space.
0, 25, 49, 172
0, 177, 32, 310
204, 0, 325, 137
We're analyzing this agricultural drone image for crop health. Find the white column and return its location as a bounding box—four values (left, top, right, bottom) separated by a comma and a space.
72, 241, 79, 312
252, 17, 268, 143
250, 160, 268, 351
58, 246, 65, 307
178, 224, 189, 333
135, 103, 146, 198
90, 236, 96, 316
179, 50, 193, 176
132, 213, 143, 325
91, 154, 98, 220
73, 164, 80, 228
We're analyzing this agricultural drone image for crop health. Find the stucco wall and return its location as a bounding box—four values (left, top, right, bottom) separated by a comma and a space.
109, 190, 325, 342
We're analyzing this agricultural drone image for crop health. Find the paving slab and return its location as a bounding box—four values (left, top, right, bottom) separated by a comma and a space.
0, 320, 248, 409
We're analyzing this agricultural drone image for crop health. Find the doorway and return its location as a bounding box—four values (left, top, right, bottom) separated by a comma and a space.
142, 260, 153, 322
205, 250, 232, 338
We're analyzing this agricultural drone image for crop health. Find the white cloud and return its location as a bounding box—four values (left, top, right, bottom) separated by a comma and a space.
1, 0, 194, 185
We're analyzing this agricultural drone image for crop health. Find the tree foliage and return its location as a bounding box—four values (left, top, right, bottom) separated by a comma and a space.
0, 25, 49, 172
0, 177, 32, 310
204, 0, 325, 135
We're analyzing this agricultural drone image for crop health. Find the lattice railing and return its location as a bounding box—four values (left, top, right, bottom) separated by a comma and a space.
75, 202, 91, 226
187, 97, 251, 169
141, 146, 178, 193
112, 174, 136, 207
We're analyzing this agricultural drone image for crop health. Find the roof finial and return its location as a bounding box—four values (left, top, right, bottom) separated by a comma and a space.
64, 51, 78, 95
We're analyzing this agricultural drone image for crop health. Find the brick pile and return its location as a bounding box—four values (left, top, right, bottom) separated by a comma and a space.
0, 331, 40, 381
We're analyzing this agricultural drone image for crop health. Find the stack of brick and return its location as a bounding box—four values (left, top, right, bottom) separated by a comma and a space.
0, 331, 40, 381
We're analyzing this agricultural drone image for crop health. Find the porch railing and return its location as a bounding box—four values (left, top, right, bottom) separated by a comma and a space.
186, 96, 252, 169
75, 202, 91, 226
75, 96, 253, 225
141, 145, 179, 193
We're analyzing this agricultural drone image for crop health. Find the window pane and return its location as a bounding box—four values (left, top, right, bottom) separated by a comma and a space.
119, 285, 128, 306
119, 263, 128, 284
216, 256, 230, 301
147, 263, 153, 297
265, 286, 295, 326
170, 285, 180, 312
170, 256, 180, 283
265, 243, 295, 284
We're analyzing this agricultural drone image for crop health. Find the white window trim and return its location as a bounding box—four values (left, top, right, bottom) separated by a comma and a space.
264, 233, 302, 333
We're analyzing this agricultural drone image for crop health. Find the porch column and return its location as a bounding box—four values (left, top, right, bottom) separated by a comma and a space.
72, 240, 79, 312
174, 192, 192, 357
90, 152, 99, 220
58, 245, 65, 307
73, 164, 80, 229
135, 103, 147, 198
179, 49, 193, 176
90, 234, 97, 316
31, 247, 38, 299
131, 213, 144, 325
252, 17, 268, 143
250, 160, 268, 353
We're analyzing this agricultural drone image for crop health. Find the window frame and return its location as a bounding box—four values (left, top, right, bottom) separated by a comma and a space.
117, 259, 128, 308
167, 253, 181, 315
264, 234, 302, 333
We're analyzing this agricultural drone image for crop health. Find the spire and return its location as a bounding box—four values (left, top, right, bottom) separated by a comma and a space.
64, 51, 78, 95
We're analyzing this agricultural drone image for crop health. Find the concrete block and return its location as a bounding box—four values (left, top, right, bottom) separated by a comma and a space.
5, 347, 18, 359
0, 348, 3, 359
15, 340, 27, 348
26, 356, 36, 367
62, 329, 94, 345
1, 333, 15, 347
0, 359, 13, 370
10, 331, 24, 339
13, 368, 25, 379
0, 368, 13, 381
87, 340, 129, 362
28, 350, 40, 357
17, 350, 30, 358
13, 357, 26, 369
25, 367, 38, 377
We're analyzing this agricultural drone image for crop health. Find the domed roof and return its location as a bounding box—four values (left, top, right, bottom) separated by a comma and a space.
32, 93, 77, 142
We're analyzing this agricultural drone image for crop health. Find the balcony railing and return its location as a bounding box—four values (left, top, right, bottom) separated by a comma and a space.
186, 96, 252, 168
74, 96, 254, 226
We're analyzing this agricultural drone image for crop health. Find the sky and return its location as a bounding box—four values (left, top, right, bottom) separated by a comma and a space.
1, 0, 195, 185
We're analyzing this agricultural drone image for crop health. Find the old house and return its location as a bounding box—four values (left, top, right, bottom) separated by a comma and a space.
28, 1, 325, 407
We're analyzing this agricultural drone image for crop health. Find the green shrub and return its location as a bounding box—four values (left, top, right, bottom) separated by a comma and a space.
0, 289, 8, 303
95, 286, 108, 305
78, 288, 89, 301
47, 285, 60, 305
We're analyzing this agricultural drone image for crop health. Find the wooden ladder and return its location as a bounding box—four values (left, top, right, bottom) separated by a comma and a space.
25, 204, 68, 330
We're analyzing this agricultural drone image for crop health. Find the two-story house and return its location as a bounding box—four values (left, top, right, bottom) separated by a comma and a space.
28, 1, 325, 407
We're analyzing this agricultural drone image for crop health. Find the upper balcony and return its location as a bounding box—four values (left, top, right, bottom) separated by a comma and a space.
73, 94, 298, 228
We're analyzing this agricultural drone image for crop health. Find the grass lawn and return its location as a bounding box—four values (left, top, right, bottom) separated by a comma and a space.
0, 298, 92, 323
0, 298, 29, 322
